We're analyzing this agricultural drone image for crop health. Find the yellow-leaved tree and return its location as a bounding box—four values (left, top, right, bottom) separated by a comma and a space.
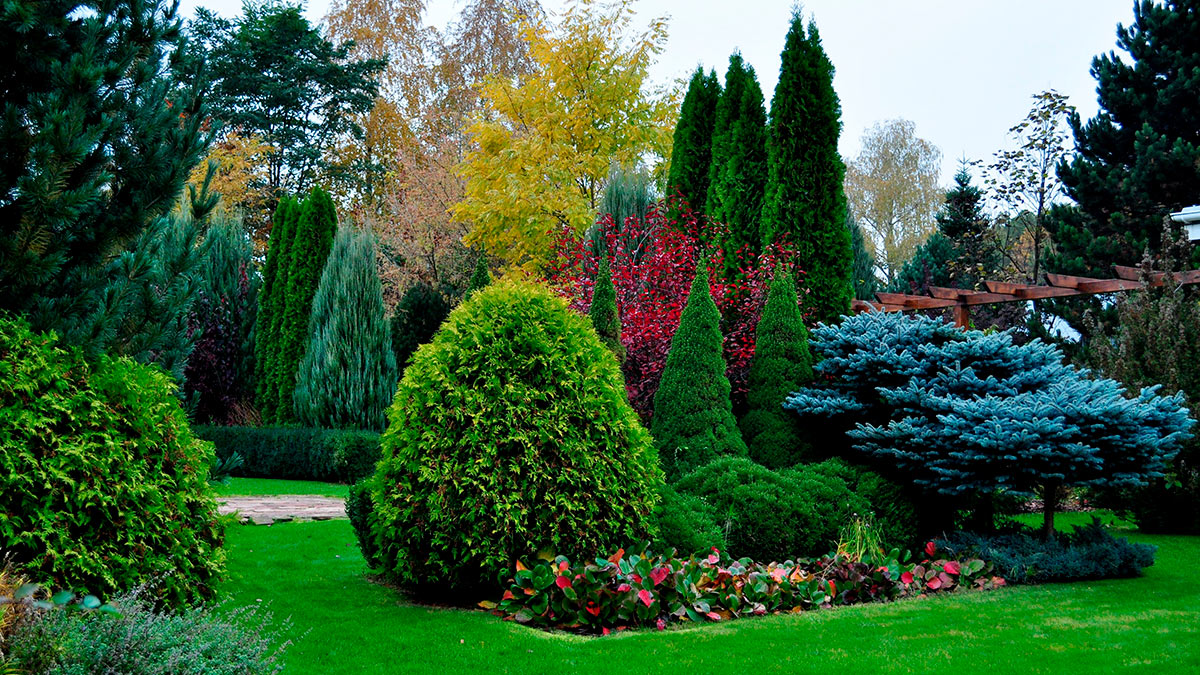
453, 0, 675, 270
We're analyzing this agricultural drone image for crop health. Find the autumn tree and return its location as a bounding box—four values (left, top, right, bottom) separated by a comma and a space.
187, 131, 275, 254
845, 119, 943, 287
453, 0, 674, 270
761, 11, 852, 324
707, 53, 769, 271
666, 66, 720, 213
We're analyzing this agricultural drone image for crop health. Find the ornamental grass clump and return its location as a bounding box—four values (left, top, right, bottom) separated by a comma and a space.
368, 280, 662, 594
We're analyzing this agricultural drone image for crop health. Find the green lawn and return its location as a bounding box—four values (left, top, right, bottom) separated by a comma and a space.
221, 516, 1200, 674
213, 478, 350, 499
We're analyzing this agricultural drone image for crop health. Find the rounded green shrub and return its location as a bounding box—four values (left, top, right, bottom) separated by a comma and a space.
370, 280, 662, 593
793, 458, 918, 550
674, 457, 867, 562
0, 316, 225, 607
648, 485, 726, 556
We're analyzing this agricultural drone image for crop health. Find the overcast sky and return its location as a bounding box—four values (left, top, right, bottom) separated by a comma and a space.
179, 0, 1139, 186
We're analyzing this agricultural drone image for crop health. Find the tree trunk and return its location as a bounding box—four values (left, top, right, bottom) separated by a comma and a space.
1041, 481, 1059, 540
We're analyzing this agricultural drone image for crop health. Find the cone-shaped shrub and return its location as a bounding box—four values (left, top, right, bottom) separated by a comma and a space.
589, 255, 625, 363
369, 280, 662, 593
275, 187, 337, 423
465, 252, 490, 299
0, 316, 224, 607
254, 196, 299, 420
390, 281, 450, 373
294, 226, 397, 432
740, 267, 812, 467
651, 263, 748, 479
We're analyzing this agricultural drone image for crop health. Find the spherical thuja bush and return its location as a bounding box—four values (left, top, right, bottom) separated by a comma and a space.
0, 316, 225, 607
369, 280, 662, 593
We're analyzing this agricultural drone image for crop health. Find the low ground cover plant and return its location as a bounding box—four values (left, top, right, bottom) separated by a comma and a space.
491, 543, 996, 634
196, 425, 380, 483
937, 518, 1156, 584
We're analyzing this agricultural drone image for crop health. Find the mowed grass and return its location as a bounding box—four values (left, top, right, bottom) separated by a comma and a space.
212, 477, 350, 499
221, 515, 1200, 674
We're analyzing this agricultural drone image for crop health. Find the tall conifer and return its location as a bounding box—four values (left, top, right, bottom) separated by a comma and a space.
707, 53, 769, 271
589, 255, 625, 363
255, 197, 299, 419
651, 263, 748, 480
761, 12, 852, 324
275, 187, 338, 423
666, 67, 721, 213
295, 226, 397, 431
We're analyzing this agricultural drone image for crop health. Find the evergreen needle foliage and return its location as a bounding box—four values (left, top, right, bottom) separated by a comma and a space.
589, 255, 625, 363
255, 197, 301, 420
390, 282, 451, 374
707, 53, 769, 271
295, 226, 398, 432
466, 253, 491, 299
740, 267, 813, 467
651, 263, 748, 479
761, 11, 852, 324
667, 66, 721, 213
274, 187, 338, 424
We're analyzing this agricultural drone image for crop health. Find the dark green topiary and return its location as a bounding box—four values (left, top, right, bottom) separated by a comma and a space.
294, 226, 397, 431
761, 11, 853, 324
797, 458, 918, 551
347, 479, 378, 567
369, 280, 662, 593
739, 267, 812, 467
647, 484, 726, 556
391, 281, 451, 373
674, 457, 868, 562
275, 187, 338, 423
465, 252, 491, 299
255, 196, 300, 421
651, 263, 747, 480
0, 316, 225, 607
589, 255, 625, 363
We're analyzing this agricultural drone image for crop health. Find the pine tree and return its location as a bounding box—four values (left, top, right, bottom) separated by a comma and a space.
589, 255, 625, 363
185, 212, 260, 424
275, 187, 338, 423
1049, 0, 1200, 292
666, 67, 721, 213
739, 268, 812, 468
707, 53, 769, 270
295, 226, 397, 431
761, 12, 853, 324
848, 213, 878, 301
391, 281, 451, 373
938, 162, 994, 289
254, 196, 300, 419
0, 0, 214, 358
466, 253, 491, 299
651, 262, 748, 480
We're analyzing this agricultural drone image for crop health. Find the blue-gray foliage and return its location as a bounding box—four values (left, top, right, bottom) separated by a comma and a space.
784, 312, 1194, 499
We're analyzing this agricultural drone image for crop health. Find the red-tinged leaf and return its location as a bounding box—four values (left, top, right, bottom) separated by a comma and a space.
632, 574, 642, 584
555, 575, 572, 589
944, 561, 961, 576
478, 600, 498, 610
650, 566, 669, 586
993, 576, 1007, 587
707, 553, 720, 565
900, 571, 914, 584
655, 617, 666, 630
828, 580, 837, 596
515, 560, 528, 572
638, 589, 653, 607
925, 575, 943, 590
585, 603, 601, 617
523, 588, 535, 596
617, 583, 632, 592
925, 541, 937, 558
602, 627, 610, 636
558, 560, 569, 572
938, 572, 954, 587
501, 590, 515, 601
705, 611, 721, 621
607, 548, 625, 564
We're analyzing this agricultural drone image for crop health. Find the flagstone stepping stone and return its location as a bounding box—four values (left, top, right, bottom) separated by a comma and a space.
218, 495, 346, 525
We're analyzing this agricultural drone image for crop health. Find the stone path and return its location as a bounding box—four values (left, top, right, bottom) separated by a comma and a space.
218, 495, 347, 526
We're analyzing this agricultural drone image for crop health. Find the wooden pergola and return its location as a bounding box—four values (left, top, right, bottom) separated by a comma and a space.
852, 266, 1200, 328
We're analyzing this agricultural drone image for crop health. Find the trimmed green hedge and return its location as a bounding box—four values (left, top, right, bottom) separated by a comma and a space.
195, 426, 380, 484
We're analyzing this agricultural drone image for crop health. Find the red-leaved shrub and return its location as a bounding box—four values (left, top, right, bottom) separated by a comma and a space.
544, 200, 800, 422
